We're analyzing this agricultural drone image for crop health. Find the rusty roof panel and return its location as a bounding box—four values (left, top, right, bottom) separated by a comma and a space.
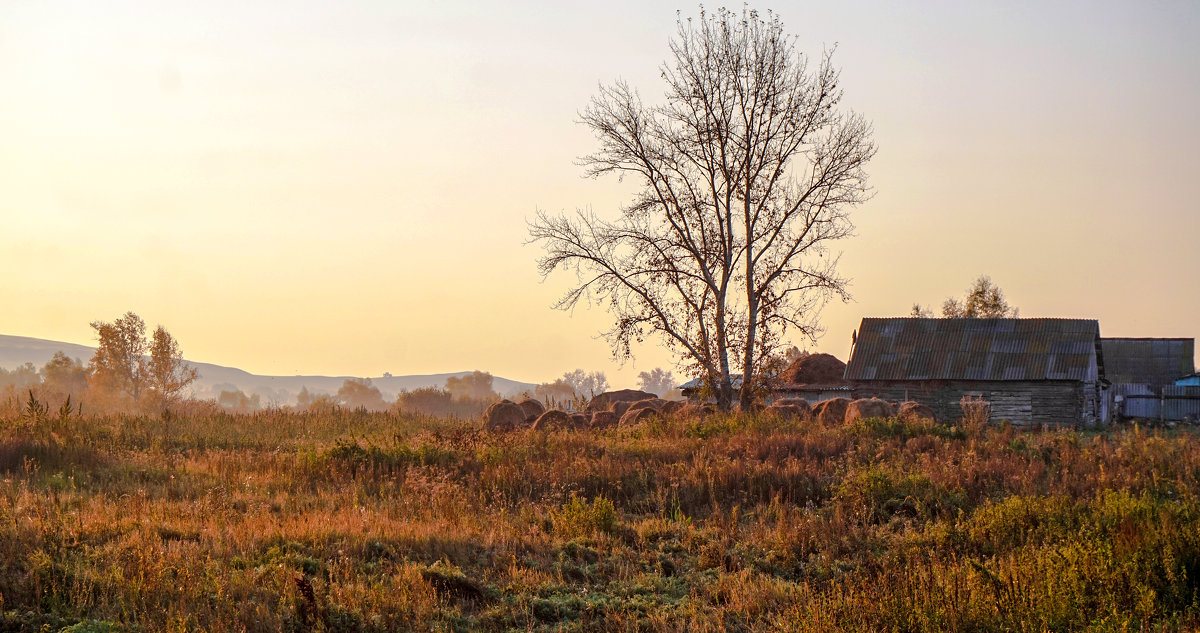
846, 318, 1101, 382
1101, 338, 1195, 386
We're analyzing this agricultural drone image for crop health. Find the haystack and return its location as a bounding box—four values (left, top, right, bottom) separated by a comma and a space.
587, 389, 656, 413
812, 397, 850, 426
531, 409, 574, 431
619, 407, 661, 427
483, 400, 528, 432
777, 353, 847, 385
516, 398, 546, 422
844, 398, 894, 424
590, 411, 619, 429
898, 401, 937, 423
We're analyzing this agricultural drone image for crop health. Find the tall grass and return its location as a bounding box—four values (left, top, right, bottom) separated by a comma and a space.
0, 408, 1198, 631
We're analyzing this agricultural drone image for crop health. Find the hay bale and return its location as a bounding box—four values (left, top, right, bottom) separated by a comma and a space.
516, 398, 546, 422
619, 407, 662, 427
612, 401, 633, 418
898, 401, 936, 423
483, 400, 527, 432
736, 401, 765, 415
627, 399, 666, 415
660, 400, 686, 415
590, 410, 619, 429
587, 389, 657, 413
777, 353, 847, 384
765, 404, 806, 421
772, 398, 811, 418
812, 397, 850, 426
845, 398, 894, 424
531, 409, 574, 431
570, 413, 589, 428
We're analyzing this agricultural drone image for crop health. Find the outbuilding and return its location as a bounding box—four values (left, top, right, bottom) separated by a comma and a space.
845, 317, 1105, 428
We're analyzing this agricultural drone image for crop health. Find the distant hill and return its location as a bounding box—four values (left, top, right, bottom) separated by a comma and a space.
0, 334, 538, 405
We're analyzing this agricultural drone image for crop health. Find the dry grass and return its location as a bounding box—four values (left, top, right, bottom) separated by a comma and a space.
1, 409, 1198, 632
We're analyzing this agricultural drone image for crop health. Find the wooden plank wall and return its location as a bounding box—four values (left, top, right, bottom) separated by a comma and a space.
850, 381, 1085, 428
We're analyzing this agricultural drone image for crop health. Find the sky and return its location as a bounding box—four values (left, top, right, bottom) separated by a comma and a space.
1, 1, 1197, 388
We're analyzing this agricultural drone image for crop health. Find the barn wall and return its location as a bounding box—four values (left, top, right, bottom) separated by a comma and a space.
850, 380, 1086, 428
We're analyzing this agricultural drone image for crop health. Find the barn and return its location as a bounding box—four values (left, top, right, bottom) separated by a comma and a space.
845, 317, 1106, 428
1101, 337, 1198, 421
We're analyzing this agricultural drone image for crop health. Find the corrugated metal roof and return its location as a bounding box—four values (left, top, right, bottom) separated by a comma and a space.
846, 318, 1101, 382
1100, 338, 1195, 386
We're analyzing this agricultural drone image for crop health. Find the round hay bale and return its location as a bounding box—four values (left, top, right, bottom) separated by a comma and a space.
765, 403, 805, 421
627, 399, 665, 415
772, 398, 811, 418
570, 413, 589, 428
587, 389, 657, 413
845, 398, 894, 424
736, 401, 765, 415
888, 401, 900, 416
590, 410, 619, 429
619, 407, 662, 427
612, 401, 633, 418
898, 401, 937, 423
813, 397, 850, 426
483, 400, 527, 432
660, 400, 686, 415
516, 398, 546, 422
531, 409, 573, 431
778, 353, 847, 384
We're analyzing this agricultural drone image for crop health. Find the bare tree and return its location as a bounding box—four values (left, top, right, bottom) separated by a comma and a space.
530, 7, 874, 409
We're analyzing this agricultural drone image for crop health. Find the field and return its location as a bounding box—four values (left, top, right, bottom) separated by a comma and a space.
1, 408, 1199, 632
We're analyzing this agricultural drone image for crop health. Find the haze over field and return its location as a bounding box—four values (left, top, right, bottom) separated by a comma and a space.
2, 1, 1197, 384
0, 334, 537, 405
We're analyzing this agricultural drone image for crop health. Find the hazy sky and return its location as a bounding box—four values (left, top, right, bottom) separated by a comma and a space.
2, 1, 1197, 388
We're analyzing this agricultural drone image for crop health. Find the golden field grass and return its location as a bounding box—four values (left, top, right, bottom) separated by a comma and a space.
1, 408, 1199, 632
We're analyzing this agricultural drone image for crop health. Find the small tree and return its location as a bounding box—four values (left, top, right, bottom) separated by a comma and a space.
637, 368, 677, 397
337, 378, 388, 411
912, 276, 1017, 319
445, 371, 497, 401
147, 325, 198, 411
561, 369, 609, 398
41, 352, 89, 398
89, 312, 148, 401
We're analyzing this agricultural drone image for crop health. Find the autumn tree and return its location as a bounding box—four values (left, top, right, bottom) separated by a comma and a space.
337, 378, 388, 411
530, 7, 874, 410
41, 352, 89, 398
147, 325, 198, 411
89, 313, 197, 412
445, 371, 497, 401
561, 369, 609, 398
217, 388, 261, 414
637, 368, 677, 397
534, 378, 577, 403
89, 312, 148, 401
911, 275, 1017, 319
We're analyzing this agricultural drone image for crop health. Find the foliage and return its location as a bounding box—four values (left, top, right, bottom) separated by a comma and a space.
444, 371, 497, 401
336, 378, 388, 411
147, 325, 199, 411
637, 368, 677, 398
2, 405, 1200, 631
560, 369, 609, 399
913, 275, 1018, 319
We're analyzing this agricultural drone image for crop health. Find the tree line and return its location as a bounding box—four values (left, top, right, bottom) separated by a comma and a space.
0, 311, 197, 418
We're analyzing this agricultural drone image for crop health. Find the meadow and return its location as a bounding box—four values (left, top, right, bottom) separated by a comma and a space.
1, 406, 1199, 632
